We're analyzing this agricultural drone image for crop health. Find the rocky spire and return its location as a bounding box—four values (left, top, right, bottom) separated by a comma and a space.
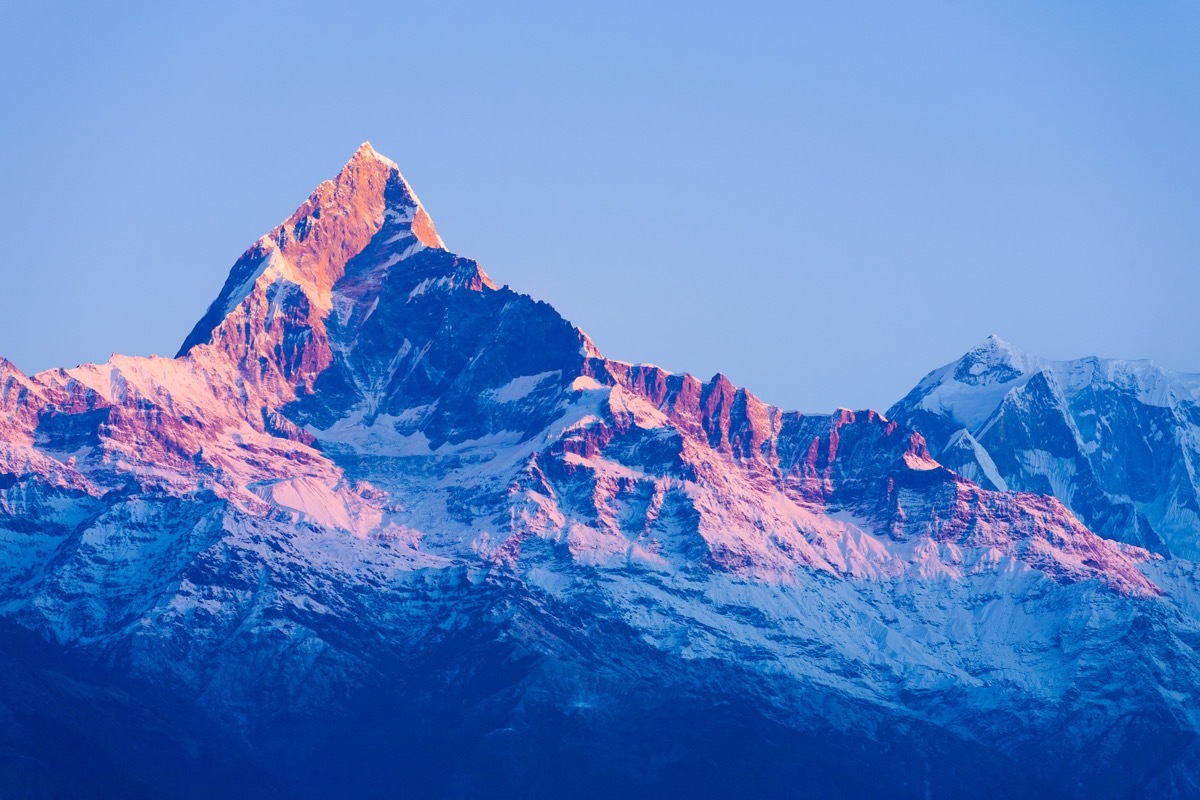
177, 143, 445, 357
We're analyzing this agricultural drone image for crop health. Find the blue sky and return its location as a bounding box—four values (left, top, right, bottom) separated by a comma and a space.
1, 1, 1197, 412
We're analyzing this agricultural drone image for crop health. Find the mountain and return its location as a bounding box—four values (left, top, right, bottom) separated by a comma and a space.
889, 335, 1200, 558
1, 145, 1199, 798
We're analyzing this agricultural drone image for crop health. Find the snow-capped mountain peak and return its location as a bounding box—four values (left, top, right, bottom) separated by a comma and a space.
901, 335, 1039, 432
951, 333, 1034, 384
891, 337, 1200, 556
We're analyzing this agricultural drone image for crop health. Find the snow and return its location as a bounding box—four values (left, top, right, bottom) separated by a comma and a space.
485, 371, 560, 403
903, 451, 939, 471
221, 244, 280, 318
916, 362, 1029, 429
897, 335, 1200, 557
946, 429, 1008, 491
264, 477, 354, 532
381, 239, 427, 261
407, 276, 453, 300
383, 206, 416, 226
916, 337, 1200, 429
307, 410, 435, 455
355, 141, 395, 167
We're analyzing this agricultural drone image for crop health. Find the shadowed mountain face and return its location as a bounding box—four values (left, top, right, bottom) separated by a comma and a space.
0, 145, 1198, 798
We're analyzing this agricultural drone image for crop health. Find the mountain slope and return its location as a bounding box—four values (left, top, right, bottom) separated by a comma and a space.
0, 146, 1197, 797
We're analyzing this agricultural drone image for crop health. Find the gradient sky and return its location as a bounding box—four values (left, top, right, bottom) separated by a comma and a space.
1, 1, 1197, 412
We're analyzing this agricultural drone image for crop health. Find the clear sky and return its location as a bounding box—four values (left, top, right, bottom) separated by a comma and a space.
1, 1, 1197, 412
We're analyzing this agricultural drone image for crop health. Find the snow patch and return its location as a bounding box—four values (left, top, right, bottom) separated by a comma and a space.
485, 371, 560, 403
264, 477, 353, 532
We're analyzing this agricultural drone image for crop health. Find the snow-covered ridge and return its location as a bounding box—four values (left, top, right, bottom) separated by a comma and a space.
912, 334, 1199, 425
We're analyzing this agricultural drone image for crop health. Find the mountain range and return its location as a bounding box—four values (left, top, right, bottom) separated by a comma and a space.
1, 144, 1198, 798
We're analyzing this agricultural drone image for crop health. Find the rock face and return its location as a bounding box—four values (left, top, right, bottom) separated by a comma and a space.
1, 146, 1199, 798
889, 335, 1200, 558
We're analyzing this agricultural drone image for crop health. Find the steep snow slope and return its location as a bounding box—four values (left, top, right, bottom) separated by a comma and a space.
890, 335, 1200, 557
0, 146, 1197, 797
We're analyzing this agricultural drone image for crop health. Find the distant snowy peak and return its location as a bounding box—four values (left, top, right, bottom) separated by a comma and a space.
904, 335, 1037, 431
910, 335, 1199, 430
951, 334, 1035, 386
891, 337, 1200, 556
